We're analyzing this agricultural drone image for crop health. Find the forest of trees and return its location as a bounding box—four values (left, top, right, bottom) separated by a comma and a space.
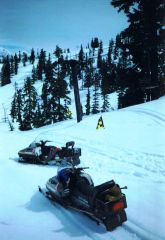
110, 0, 165, 107
0, 0, 164, 130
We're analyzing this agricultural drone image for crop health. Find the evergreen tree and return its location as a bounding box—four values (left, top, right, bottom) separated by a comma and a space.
92, 73, 100, 114
91, 37, 99, 56
36, 49, 46, 80
18, 51, 21, 62
29, 48, 35, 64
101, 94, 110, 112
22, 52, 28, 67
99, 40, 103, 54
113, 34, 121, 61
84, 61, 94, 88
97, 47, 102, 69
54, 45, 63, 60
10, 88, 24, 129
41, 57, 54, 124
10, 92, 17, 121
111, 0, 165, 99
85, 87, 91, 115
14, 53, 19, 75
32, 103, 44, 128
31, 65, 37, 82
107, 39, 114, 66
78, 44, 84, 63
93, 37, 99, 48
10, 55, 14, 75
22, 77, 38, 130
52, 70, 71, 121
41, 81, 52, 125
1, 56, 11, 86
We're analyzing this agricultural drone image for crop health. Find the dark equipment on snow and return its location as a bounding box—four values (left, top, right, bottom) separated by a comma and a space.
39, 165, 127, 231
18, 140, 81, 166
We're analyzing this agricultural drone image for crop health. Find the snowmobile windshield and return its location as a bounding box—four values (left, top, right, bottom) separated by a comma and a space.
57, 164, 73, 174
29, 141, 37, 148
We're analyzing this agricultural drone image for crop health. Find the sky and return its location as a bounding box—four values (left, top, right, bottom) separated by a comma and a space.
0, 0, 128, 53
0, 61, 165, 239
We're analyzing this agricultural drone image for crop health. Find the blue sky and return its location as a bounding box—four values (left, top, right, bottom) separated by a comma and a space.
1, 0, 128, 52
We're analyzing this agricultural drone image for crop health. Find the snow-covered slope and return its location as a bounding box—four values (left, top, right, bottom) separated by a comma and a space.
0, 64, 165, 240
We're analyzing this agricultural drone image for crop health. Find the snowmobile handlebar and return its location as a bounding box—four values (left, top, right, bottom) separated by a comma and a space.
71, 166, 89, 172
120, 186, 128, 190
40, 140, 52, 144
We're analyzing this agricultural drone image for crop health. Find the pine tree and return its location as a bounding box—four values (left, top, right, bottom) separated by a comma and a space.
1, 56, 11, 86
29, 48, 35, 64
97, 40, 104, 69
41, 57, 54, 124
91, 37, 99, 56
31, 65, 37, 82
93, 38, 99, 48
85, 87, 91, 115
32, 104, 44, 128
22, 77, 38, 130
107, 39, 114, 66
41, 81, 52, 125
84, 61, 94, 88
111, 0, 165, 99
10, 55, 15, 76
22, 52, 28, 67
92, 73, 100, 114
78, 44, 84, 63
14, 53, 19, 75
36, 49, 46, 80
10, 92, 17, 121
113, 34, 121, 61
54, 45, 63, 60
10, 88, 24, 129
52, 70, 71, 122
101, 94, 110, 112
18, 51, 21, 62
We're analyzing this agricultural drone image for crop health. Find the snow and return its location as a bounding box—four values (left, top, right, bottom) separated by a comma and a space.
0, 66, 165, 240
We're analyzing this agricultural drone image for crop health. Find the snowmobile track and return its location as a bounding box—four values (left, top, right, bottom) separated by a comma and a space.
123, 219, 163, 240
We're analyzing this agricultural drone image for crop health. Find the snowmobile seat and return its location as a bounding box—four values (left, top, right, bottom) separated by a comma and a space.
94, 180, 115, 196
42, 146, 51, 155
75, 179, 95, 198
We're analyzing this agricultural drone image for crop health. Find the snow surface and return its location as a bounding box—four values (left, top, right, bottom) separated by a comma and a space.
0, 64, 165, 240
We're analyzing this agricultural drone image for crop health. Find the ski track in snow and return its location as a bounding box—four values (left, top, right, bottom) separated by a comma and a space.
124, 107, 165, 126
123, 220, 163, 240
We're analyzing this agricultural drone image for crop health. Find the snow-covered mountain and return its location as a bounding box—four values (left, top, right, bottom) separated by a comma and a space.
0, 58, 165, 240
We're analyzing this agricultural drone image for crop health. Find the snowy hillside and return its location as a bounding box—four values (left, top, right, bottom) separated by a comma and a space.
0, 62, 165, 239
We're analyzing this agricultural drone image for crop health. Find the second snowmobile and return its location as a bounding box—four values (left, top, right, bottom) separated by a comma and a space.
39, 165, 127, 231
18, 140, 81, 166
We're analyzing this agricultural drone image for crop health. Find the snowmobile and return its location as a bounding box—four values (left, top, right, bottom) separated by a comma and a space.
18, 140, 81, 166
39, 166, 127, 231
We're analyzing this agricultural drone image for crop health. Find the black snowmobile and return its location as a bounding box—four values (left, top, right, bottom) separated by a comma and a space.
39, 166, 127, 231
18, 140, 81, 166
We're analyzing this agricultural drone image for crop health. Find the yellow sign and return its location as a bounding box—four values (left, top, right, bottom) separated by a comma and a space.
96, 116, 104, 129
